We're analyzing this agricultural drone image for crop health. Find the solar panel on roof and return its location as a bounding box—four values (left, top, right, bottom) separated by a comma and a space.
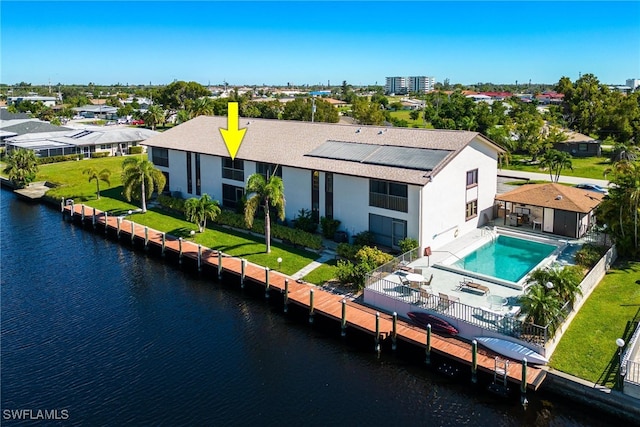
305, 140, 452, 171
306, 140, 379, 162
363, 145, 450, 170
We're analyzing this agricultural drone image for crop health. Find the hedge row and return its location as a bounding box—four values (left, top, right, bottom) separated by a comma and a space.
157, 195, 322, 250
214, 210, 322, 250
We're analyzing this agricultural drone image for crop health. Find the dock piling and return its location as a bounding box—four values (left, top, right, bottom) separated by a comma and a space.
178, 237, 183, 264
240, 258, 246, 288
104, 212, 108, 234
471, 340, 478, 383
116, 216, 122, 238
92, 207, 96, 229
130, 221, 135, 244
392, 312, 397, 351
283, 279, 289, 313
264, 267, 270, 299
426, 324, 432, 365
81, 204, 85, 223
197, 245, 202, 271
375, 312, 381, 354
144, 226, 149, 249
521, 358, 528, 406
341, 299, 347, 337
161, 232, 166, 256
309, 289, 314, 324
217, 251, 222, 279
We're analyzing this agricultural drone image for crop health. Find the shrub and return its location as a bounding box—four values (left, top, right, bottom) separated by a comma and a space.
353, 231, 376, 247
320, 217, 341, 239
213, 209, 322, 250
129, 146, 144, 155
158, 194, 186, 212
90, 152, 110, 159
398, 237, 419, 253
336, 243, 361, 261
575, 244, 608, 268
355, 246, 393, 268
37, 154, 82, 164
293, 208, 317, 233
335, 260, 369, 288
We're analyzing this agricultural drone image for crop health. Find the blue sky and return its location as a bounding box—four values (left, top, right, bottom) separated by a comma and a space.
2, 1, 639, 86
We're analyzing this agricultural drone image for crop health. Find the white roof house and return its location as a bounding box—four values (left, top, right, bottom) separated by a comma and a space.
143, 116, 505, 252
5, 127, 158, 158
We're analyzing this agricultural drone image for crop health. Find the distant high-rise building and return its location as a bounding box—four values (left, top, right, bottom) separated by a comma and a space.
408, 76, 436, 93
385, 76, 435, 94
626, 78, 640, 92
385, 77, 407, 95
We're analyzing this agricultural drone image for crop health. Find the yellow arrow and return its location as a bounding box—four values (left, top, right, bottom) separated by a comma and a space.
219, 102, 247, 160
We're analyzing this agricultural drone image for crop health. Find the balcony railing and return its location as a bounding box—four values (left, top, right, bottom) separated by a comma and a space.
369, 192, 408, 212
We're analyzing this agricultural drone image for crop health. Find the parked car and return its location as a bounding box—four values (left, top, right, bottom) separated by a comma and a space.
574, 183, 608, 195
131, 119, 145, 126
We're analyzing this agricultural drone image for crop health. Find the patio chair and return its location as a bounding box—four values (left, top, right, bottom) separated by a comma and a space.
424, 274, 433, 286
419, 288, 432, 306
438, 293, 450, 311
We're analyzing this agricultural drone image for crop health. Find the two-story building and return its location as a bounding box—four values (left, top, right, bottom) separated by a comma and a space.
143, 116, 505, 252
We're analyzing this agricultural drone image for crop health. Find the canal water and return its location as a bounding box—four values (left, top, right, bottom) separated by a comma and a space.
0, 189, 617, 426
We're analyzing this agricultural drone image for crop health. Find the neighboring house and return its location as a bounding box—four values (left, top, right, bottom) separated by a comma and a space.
72, 104, 119, 119
553, 130, 601, 157
143, 116, 505, 252
494, 183, 604, 238
5, 127, 158, 158
0, 119, 71, 138
7, 96, 57, 107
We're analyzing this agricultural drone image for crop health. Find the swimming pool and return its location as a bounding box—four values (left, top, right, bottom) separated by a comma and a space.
452, 235, 557, 284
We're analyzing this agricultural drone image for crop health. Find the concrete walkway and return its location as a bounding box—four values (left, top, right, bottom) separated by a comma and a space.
291, 248, 336, 280
498, 169, 610, 187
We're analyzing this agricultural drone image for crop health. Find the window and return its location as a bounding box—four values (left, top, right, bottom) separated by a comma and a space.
152, 148, 169, 167
222, 158, 244, 181
578, 143, 588, 152
256, 163, 282, 180
325, 172, 333, 219
195, 153, 201, 196
369, 179, 408, 212
465, 200, 478, 220
186, 152, 192, 194
222, 184, 244, 209
466, 169, 478, 187
311, 170, 320, 222
369, 214, 407, 249
161, 172, 170, 194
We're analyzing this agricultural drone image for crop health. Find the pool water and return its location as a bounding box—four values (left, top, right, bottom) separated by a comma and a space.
453, 235, 557, 283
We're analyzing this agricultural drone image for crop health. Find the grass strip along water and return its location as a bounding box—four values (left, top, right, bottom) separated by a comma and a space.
35, 156, 323, 278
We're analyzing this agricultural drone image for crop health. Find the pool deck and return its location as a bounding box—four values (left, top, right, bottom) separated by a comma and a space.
367, 226, 576, 317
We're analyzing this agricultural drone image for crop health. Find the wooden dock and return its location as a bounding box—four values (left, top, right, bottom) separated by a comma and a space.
63, 202, 547, 391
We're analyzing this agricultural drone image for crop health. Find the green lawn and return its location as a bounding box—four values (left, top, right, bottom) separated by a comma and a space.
503, 154, 613, 180
387, 110, 426, 128
31, 157, 321, 276
37, 155, 134, 201
550, 261, 640, 387
303, 259, 338, 285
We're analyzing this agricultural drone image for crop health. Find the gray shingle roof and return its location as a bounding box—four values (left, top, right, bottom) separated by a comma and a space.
143, 116, 503, 185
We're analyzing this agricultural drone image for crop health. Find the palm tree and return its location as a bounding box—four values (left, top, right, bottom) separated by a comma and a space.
520, 284, 564, 335
121, 157, 166, 213
3, 148, 38, 188
540, 149, 573, 182
83, 167, 111, 199
244, 173, 285, 253
189, 97, 215, 118
144, 105, 165, 130
184, 194, 221, 233
602, 160, 640, 255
